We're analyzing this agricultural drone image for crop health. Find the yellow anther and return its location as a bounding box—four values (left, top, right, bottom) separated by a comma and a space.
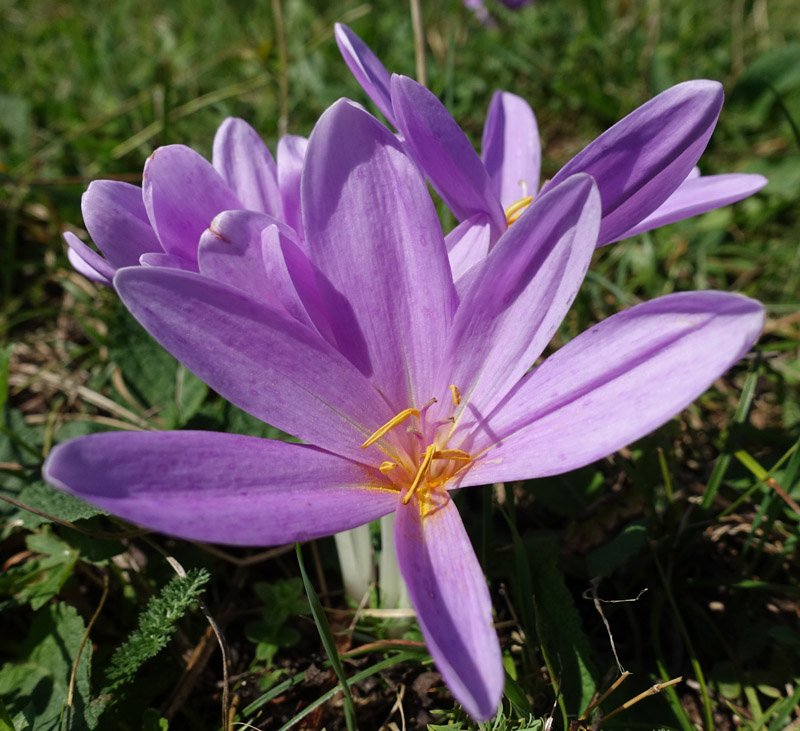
379, 461, 398, 474
402, 444, 436, 505
449, 384, 461, 406
504, 195, 534, 225
361, 408, 420, 448
433, 449, 471, 462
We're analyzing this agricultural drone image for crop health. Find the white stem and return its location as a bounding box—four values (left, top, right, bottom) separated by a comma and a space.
379, 513, 410, 609
333, 525, 373, 604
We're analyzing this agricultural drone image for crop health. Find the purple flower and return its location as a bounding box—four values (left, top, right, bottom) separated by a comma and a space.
335, 24, 766, 267
65, 118, 308, 286
464, 0, 533, 25
44, 100, 764, 720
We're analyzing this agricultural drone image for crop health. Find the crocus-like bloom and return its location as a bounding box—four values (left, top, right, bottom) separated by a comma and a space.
335, 24, 766, 273
65, 118, 308, 286
45, 100, 764, 720
464, 0, 533, 24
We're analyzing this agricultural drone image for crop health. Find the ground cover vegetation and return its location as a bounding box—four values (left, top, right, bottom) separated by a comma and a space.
1, 0, 799, 728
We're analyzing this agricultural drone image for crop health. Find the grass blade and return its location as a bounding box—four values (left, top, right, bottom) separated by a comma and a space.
295, 543, 358, 731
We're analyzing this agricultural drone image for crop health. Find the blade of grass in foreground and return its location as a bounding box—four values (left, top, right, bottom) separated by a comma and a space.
701, 362, 760, 510
276, 652, 418, 731
296, 543, 358, 731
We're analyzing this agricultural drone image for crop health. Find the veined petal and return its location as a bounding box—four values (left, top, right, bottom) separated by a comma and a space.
277, 134, 308, 240
114, 266, 394, 463
143, 144, 242, 263
212, 117, 282, 217
445, 214, 492, 284
395, 496, 503, 721
139, 252, 196, 271
609, 173, 768, 242
82, 181, 162, 268
481, 91, 541, 208
260, 224, 320, 330
441, 175, 600, 434
197, 210, 296, 309
45, 431, 397, 545
302, 99, 455, 409
64, 232, 115, 284
460, 292, 764, 485
335, 23, 396, 125
391, 75, 507, 237
549, 80, 724, 245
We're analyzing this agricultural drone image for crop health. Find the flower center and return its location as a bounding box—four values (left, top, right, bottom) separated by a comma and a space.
360, 385, 473, 514
504, 195, 534, 225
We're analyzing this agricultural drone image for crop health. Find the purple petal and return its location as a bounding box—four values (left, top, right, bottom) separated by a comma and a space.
277, 135, 308, 239
395, 496, 503, 721
197, 210, 292, 306
143, 144, 242, 263
460, 292, 764, 485
114, 266, 395, 463
440, 175, 600, 433
335, 24, 396, 125
391, 75, 507, 237
481, 91, 541, 208
45, 431, 398, 545
260, 224, 320, 329
609, 173, 768, 242
212, 117, 282, 217
82, 181, 162, 268
302, 99, 455, 409
139, 252, 196, 271
445, 214, 492, 283
64, 232, 115, 285
549, 81, 725, 245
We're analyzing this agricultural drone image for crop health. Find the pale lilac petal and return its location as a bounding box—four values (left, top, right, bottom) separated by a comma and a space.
549, 81, 724, 245
82, 181, 162, 268
687, 166, 702, 180
302, 99, 455, 409
335, 24, 395, 125
440, 175, 600, 431
459, 292, 764, 485
45, 431, 398, 545
212, 117, 282, 217
445, 214, 492, 283
143, 144, 242, 263
391, 75, 507, 237
197, 210, 290, 305
139, 252, 196, 271
65, 237, 113, 286
610, 173, 768, 242
481, 91, 541, 208
114, 267, 395, 463
277, 135, 308, 240
260, 224, 318, 329
64, 232, 115, 285
395, 497, 503, 721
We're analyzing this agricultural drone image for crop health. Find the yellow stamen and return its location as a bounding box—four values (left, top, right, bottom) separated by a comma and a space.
402, 444, 436, 505
449, 384, 461, 406
433, 449, 471, 462
504, 195, 534, 225
379, 461, 398, 474
361, 408, 420, 448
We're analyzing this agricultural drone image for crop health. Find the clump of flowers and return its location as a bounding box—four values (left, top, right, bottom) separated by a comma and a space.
46, 98, 763, 720
64, 118, 307, 286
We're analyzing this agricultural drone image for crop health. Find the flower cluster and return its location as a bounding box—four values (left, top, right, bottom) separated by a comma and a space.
48, 26, 766, 723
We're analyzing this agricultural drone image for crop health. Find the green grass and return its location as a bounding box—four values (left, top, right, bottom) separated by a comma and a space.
1, 0, 799, 729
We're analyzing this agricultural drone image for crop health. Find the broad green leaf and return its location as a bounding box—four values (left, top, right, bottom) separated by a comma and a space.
525, 532, 598, 716
586, 521, 648, 578
0, 603, 94, 730
17, 481, 105, 528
